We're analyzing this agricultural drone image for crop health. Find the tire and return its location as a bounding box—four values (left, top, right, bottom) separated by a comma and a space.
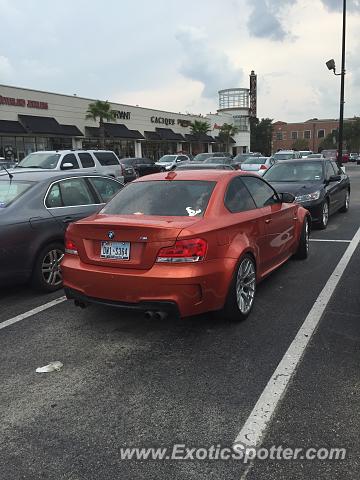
31, 242, 64, 292
222, 254, 256, 322
294, 217, 310, 260
339, 190, 350, 213
318, 199, 329, 230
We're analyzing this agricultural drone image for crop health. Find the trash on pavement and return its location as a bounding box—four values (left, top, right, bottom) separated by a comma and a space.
35, 361, 63, 373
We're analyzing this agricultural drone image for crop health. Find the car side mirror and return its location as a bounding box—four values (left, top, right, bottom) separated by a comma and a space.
329, 174, 341, 182
61, 162, 74, 170
279, 192, 295, 203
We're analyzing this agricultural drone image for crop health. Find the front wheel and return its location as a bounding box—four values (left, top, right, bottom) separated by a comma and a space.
318, 200, 329, 230
31, 242, 64, 292
294, 217, 310, 260
222, 255, 256, 322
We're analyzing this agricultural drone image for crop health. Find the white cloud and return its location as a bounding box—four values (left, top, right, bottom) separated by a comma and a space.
0, 55, 14, 80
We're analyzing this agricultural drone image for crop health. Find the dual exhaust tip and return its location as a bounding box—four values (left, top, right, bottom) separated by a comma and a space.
74, 299, 168, 320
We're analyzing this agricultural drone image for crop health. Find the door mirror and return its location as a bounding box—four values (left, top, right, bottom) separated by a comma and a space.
329, 174, 341, 182
61, 162, 74, 170
279, 192, 295, 203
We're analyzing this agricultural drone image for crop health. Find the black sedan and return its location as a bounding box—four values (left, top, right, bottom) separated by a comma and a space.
120, 157, 163, 177
263, 159, 350, 229
0, 169, 124, 291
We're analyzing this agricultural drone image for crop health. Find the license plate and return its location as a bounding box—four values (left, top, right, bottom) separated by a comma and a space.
100, 241, 130, 260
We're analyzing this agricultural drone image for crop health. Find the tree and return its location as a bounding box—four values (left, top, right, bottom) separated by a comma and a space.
219, 123, 239, 153
190, 120, 211, 153
292, 138, 310, 151
86, 100, 116, 148
250, 118, 273, 155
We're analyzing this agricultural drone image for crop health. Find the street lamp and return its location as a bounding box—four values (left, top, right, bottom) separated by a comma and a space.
326, 0, 346, 166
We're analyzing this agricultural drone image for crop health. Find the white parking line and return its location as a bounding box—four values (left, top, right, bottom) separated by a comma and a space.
0, 296, 66, 331
234, 226, 360, 455
310, 238, 351, 243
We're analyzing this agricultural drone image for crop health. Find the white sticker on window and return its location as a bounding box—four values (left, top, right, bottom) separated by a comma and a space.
186, 207, 201, 216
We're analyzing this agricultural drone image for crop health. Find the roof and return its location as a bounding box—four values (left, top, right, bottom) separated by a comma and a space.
0, 168, 121, 182
135, 169, 246, 182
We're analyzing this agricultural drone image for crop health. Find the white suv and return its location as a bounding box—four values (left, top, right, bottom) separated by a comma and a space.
17, 150, 124, 182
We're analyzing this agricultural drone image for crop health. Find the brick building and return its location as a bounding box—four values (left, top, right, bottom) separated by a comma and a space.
272, 118, 340, 153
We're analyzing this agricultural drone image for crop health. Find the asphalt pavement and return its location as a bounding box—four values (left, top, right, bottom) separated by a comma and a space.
0, 164, 359, 480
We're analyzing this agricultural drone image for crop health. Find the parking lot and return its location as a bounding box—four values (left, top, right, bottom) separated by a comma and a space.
0, 164, 359, 480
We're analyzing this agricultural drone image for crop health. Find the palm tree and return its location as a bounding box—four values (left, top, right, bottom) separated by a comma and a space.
86, 100, 116, 148
219, 123, 239, 153
190, 120, 211, 153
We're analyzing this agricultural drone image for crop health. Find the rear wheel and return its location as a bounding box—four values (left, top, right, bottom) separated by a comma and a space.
294, 217, 310, 260
222, 255, 256, 322
318, 200, 329, 230
339, 190, 350, 213
31, 242, 64, 292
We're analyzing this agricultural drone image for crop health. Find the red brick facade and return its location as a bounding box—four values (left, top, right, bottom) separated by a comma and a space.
272, 118, 340, 153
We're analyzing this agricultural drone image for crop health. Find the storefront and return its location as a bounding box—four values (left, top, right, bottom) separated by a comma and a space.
0, 84, 250, 161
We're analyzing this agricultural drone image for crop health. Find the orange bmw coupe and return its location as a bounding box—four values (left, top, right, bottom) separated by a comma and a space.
62, 170, 310, 321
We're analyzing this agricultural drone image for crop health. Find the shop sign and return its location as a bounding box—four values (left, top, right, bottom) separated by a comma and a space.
151, 116, 175, 126
0, 95, 48, 109
177, 119, 192, 128
114, 110, 131, 120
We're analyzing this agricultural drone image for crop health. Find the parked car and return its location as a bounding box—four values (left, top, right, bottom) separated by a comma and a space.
349, 152, 358, 162
175, 163, 235, 171
305, 153, 325, 159
203, 156, 233, 165
120, 157, 163, 177
298, 150, 313, 158
321, 149, 338, 160
192, 152, 231, 162
17, 150, 125, 182
263, 159, 350, 229
239, 156, 275, 175
0, 169, 124, 291
62, 170, 310, 321
118, 160, 137, 183
272, 150, 301, 161
155, 154, 191, 170
232, 152, 261, 164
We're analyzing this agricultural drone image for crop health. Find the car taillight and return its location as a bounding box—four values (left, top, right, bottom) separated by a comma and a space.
65, 239, 78, 255
260, 164, 268, 170
156, 238, 207, 263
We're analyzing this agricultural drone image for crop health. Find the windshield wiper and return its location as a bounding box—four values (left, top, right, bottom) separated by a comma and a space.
1, 166, 13, 181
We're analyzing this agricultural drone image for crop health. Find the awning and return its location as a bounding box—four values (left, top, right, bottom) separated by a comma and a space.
85, 126, 101, 138
59, 124, 83, 136
185, 133, 215, 143
214, 135, 236, 144
85, 123, 144, 139
18, 115, 63, 135
0, 120, 27, 134
155, 128, 185, 141
144, 131, 162, 141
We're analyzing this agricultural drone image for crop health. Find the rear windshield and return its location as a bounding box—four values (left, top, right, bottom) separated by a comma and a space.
19, 153, 60, 169
204, 157, 227, 164
242, 157, 266, 165
101, 180, 216, 217
0, 180, 33, 207
158, 155, 177, 163
273, 152, 294, 160
93, 152, 119, 166
192, 153, 213, 162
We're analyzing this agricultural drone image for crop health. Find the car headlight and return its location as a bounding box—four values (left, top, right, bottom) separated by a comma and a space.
295, 190, 321, 202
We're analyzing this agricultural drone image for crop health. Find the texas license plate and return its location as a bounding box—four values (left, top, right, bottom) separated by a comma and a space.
100, 241, 130, 260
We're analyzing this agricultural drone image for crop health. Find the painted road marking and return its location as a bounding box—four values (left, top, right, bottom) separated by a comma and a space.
235, 225, 360, 453
0, 296, 66, 330
310, 238, 351, 243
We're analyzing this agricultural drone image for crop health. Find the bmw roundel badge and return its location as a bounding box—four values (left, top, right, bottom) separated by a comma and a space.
108, 231, 115, 240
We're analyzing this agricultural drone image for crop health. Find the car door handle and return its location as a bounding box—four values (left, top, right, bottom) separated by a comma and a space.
62, 217, 74, 224
265, 219, 272, 224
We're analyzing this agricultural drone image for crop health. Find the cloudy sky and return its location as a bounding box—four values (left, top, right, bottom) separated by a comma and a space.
0, 0, 359, 122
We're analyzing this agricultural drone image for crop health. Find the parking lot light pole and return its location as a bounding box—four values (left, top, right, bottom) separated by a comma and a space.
326, 0, 346, 166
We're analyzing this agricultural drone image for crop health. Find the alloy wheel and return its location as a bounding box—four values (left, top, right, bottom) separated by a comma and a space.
322, 202, 329, 227
41, 249, 64, 287
305, 220, 309, 254
236, 257, 256, 314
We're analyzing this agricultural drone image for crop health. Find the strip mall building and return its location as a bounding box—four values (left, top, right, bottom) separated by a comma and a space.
0, 83, 252, 161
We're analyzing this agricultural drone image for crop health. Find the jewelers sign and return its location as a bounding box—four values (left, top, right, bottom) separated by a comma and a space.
0, 95, 48, 109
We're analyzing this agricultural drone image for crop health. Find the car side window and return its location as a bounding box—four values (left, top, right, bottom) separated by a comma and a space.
60, 153, 79, 170
241, 176, 279, 208
45, 183, 62, 208
225, 177, 257, 213
78, 152, 95, 168
93, 152, 120, 166
325, 161, 335, 180
59, 178, 95, 206
331, 160, 342, 175
89, 177, 124, 203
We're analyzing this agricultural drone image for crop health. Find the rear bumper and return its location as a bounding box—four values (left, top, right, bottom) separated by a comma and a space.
61, 256, 237, 318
